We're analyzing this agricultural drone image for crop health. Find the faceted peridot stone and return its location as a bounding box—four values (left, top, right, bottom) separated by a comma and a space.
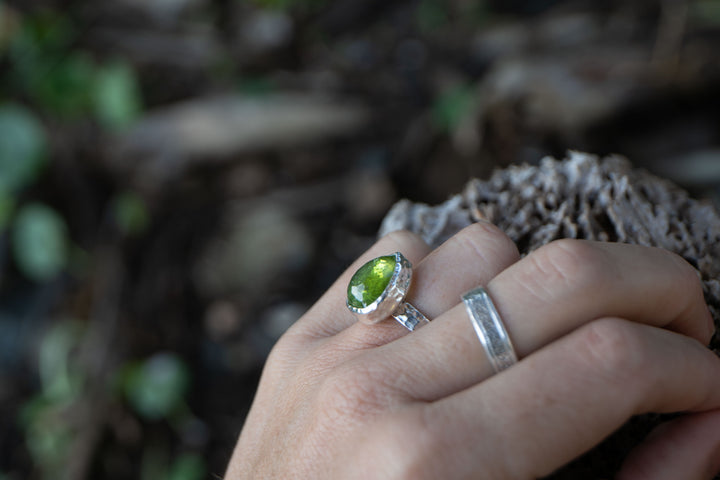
347, 255, 396, 309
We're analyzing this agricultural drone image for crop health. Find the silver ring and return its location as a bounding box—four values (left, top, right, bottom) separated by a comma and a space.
462, 286, 518, 373
346, 252, 429, 331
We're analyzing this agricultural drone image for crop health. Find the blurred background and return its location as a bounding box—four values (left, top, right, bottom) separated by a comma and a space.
1, 0, 720, 478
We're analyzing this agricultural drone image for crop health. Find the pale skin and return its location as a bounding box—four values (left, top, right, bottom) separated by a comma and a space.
226, 223, 720, 479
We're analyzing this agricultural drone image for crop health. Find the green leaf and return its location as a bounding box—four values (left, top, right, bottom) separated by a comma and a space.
25, 410, 73, 475
93, 61, 142, 130
0, 104, 47, 192
12, 203, 69, 282
167, 454, 205, 480
21, 395, 74, 476
431, 84, 477, 133
8, 14, 94, 117
113, 191, 150, 236
20, 51, 96, 117
124, 353, 189, 420
38, 322, 84, 404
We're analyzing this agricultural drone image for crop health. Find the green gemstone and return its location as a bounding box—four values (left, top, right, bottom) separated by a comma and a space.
347, 255, 396, 309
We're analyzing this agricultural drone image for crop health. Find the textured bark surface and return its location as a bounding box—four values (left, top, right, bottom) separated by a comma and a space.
379, 151, 720, 478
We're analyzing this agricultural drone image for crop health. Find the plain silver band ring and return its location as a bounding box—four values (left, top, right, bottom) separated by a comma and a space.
462, 286, 518, 373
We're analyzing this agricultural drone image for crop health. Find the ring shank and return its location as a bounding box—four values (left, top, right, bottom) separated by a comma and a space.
393, 302, 430, 331
462, 287, 518, 372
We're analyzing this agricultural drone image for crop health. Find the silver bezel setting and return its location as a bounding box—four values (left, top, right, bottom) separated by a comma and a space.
347, 252, 412, 324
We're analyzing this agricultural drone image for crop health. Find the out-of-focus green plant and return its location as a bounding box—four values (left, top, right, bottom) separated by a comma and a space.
0, 105, 69, 284
37, 320, 85, 403
0, 104, 47, 192
94, 61, 143, 130
142, 446, 205, 480
7, 9, 143, 126
0, 103, 47, 232
0, 7, 147, 283
113, 191, 151, 237
167, 453, 205, 480
20, 322, 85, 479
21, 326, 200, 479
127, 354, 205, 480
8, 13, 90, 117
122, 353, 190, 421
12, 203, 69, 283
431, 84, 478, 133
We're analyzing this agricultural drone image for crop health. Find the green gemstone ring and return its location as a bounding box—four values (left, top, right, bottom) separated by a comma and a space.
346, 252, 429, 331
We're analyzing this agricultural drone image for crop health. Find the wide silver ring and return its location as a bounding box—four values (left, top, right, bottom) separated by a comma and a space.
462, 286, 518, 373
346, 252, 429, 331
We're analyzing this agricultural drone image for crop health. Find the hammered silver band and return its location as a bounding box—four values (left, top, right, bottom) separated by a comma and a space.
347, 252, 429, 332
392, 301, 429, 331
462, 286, 517, 373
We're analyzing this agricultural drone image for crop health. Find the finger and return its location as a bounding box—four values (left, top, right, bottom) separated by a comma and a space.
490, 240, 713, 345
331, 222, 519, 350
295, 230, 432, 338
618, 409, 720, 480
371, 240, 713, 401
418, 319, 720, 480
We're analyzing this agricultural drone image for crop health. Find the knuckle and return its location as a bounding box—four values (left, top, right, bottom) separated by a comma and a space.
574, 318, 650, 385
455, 222, 520, 269
373, 410, 438, 480
382, 229, 427, 252
315, 361, 390, 423
667, 250, 703, 291
527, 239, 609, 293
262, 331, 304, 377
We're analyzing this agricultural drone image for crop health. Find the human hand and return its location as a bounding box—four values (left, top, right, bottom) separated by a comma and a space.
226, 223, 720, 479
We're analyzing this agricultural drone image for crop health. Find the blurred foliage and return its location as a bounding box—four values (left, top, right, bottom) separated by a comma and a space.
121, 353, 190, 421
0, 104, 47, 193
20, 322, 85, 479
166, 454, 205, 480
142, 449, 205, 480
20, 327, 201, 479
112, 191, 151, 237
12, 203, 69, 283
37, 321, 85, 404
0, 8, 144, 286
93, 62, 143, 130
432, 84, 478, 133
6, 10, 142, 125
